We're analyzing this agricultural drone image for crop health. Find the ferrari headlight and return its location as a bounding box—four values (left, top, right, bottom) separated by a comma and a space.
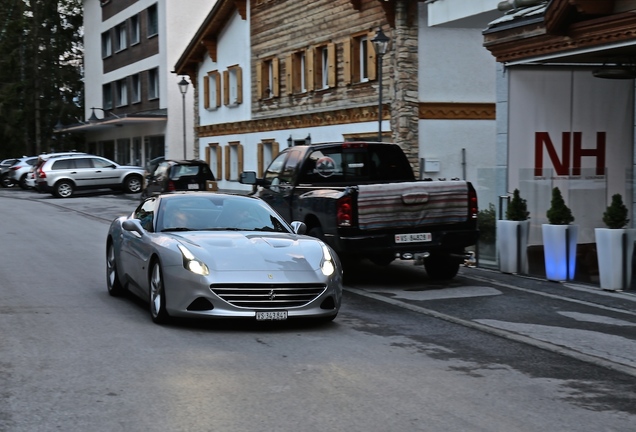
177, 244, 209, 276
320, 244, 335, 276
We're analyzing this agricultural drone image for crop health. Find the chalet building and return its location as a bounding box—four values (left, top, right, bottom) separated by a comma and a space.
56, 0, 211, 167
482, 0, 636, 283
173, 0, 498, 197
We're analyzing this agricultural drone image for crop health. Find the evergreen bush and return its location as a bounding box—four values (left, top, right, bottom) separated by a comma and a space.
478, 203, 496, 243
546, 187, 574, 225
506, 189, 530, 221
602, 193, 629, 229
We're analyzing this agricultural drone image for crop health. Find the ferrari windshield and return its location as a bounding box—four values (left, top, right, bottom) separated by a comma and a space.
156, 194, 291, 233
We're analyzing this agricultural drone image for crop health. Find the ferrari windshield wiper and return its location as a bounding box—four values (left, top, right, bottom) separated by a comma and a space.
161, 227, 193, 232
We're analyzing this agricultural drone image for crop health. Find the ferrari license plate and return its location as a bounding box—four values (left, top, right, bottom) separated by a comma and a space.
187, 184, 199, 190
395, 233, 432, 243
256, 311, 288, 321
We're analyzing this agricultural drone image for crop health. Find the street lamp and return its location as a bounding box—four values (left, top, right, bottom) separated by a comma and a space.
372, 27, 389, 143
178, 76, 189, 159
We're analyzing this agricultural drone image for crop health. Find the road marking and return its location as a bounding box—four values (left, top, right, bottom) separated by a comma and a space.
345, 286, 636, 378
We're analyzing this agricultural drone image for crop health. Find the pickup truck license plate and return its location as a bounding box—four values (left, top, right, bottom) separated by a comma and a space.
395, 233, 432, 243
187, 184, 199, 190
256, 311, 288, 321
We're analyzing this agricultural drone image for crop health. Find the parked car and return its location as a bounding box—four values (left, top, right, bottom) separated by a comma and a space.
37, 154, 145, 198
7, 156, 38, 189
0, 158, 19, 188
106, 192, 342, 324
140, 159, 215, 200
33, 151, 87, 192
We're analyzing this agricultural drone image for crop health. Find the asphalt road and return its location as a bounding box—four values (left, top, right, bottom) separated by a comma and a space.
1, 187, 636, 431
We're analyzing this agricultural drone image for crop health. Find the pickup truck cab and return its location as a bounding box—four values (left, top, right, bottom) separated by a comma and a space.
241, 142, 478, 280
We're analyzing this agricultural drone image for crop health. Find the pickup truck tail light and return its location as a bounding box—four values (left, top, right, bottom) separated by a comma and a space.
468, 184, 478, 219
167, 180, 176, 192
337, 196, 353, 227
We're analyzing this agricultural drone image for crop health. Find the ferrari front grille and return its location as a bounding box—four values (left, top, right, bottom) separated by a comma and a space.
209, 283, 327, 308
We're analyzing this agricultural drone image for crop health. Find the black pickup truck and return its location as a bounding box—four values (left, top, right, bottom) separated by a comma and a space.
240, 142, 478, 280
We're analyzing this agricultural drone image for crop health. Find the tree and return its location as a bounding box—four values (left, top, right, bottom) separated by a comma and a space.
0, 0, 84, 158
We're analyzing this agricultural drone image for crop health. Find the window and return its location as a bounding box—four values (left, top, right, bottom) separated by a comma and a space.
131, 74, 141, 103
223, 65, 242, 106
116, 139, 130, 165
115, 22, 127, 52
205, 144, 222, 180
224, 142, 244, 181
203, 71, 221, 110
286, 50, 308, 94
257, 58, 279, 100
147, 4, 158, 37
102, 83, 113, 109
257, 140, 279, 176
344, 32, 376, 85
148, 68, 159, 100
101, 31, 112, 58
130, 14, 140, 45
314, 43, 336, 90
116, 79, 128, 106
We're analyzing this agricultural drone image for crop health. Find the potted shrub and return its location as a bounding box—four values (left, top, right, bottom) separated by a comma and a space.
497, 189, 530, 273
542, 187, 577, 281
595, 193, 636, 290
477, 203, 497, 263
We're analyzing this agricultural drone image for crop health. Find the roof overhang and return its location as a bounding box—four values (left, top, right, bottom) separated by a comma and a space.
483, 0, 636, 67
55, 112, 168, 134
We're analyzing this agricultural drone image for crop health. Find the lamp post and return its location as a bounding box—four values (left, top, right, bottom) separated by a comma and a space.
178, 77, 189, 159
372, 27, 389, 143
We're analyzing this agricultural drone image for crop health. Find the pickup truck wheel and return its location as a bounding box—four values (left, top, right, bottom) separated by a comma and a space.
424, 254, 460, 280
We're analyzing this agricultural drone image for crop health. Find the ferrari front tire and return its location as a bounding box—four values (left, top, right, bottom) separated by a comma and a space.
149, 261, 170, 324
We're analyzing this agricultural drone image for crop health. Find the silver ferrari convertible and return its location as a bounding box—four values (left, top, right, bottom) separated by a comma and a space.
106, 192, 343, 324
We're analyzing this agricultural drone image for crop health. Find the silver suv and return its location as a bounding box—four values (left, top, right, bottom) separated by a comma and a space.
7, 156, 38, 189
38, 154, 145, 198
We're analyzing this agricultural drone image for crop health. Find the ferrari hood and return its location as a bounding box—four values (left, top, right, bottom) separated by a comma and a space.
173, 232, 325, 272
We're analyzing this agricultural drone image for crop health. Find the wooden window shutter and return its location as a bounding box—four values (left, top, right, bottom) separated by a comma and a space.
327, 43, 336, 88
205, 145, 211, 164
256, 61, 263, 100
236, 67, 243, 104
216, 146, 223, 179
203, 76, 210, 109
238, 144, 244, 174
272, 58, 279, 97
285, 53, 293, 95
257, 143, 264, 176
214, 72, 221, 107
223, 70, 229, 105
343, 38, 352, 85
272, 141, 280, 158
306, 48, 314, 92
367, 33, 377, 81
224, 145, 230, 180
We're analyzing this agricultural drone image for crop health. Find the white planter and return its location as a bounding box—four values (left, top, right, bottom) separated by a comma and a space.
496, 220, 530, 274
595, 228, 636, 290
542, 224, 578, 281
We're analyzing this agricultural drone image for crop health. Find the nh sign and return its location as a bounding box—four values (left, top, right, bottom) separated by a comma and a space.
534, 131, 606, 176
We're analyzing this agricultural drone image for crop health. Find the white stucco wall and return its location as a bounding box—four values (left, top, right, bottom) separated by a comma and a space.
418, 3, 498, 200
198, 7, 251, 126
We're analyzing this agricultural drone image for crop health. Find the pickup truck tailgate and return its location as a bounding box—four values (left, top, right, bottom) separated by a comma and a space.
357, 181, 469, 230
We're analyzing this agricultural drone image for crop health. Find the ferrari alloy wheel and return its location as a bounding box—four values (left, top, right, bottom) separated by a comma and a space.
149, 261, 170, 324
106, 243, 125, 296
